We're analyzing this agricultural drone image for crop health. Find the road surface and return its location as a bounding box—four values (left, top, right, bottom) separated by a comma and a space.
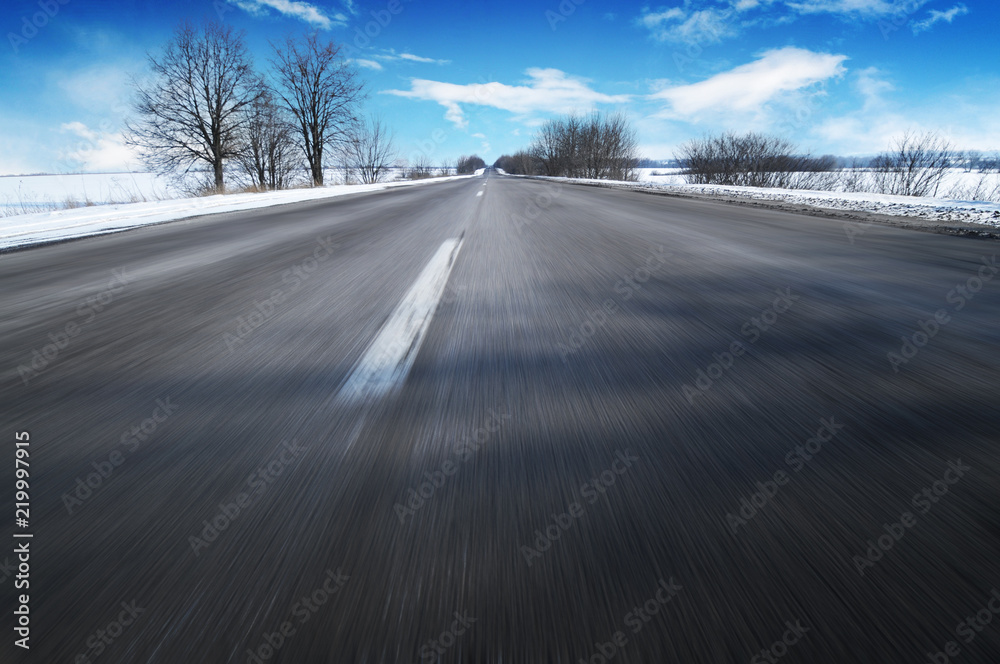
2, 172, 999, 663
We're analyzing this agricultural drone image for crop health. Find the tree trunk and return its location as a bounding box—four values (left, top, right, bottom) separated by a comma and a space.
312, 143, 324, 186
213, 159, 225, 192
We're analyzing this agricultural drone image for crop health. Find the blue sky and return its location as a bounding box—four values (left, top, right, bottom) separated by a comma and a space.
1, 0, 997, 174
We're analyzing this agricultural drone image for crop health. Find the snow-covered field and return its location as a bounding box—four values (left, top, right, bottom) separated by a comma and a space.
0, 175, 472, 251
536, 171, 1000, 228
635, 168, 686, 186
0, 172, 179, 215
0, 167, 457, 217
635, 168, 1000, 201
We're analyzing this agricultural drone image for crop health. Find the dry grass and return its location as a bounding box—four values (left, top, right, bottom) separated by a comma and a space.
943, 174, 1000, 203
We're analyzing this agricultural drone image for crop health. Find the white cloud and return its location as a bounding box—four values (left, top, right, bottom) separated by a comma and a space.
373, 50, 450, 65
637, 0, 934, 43
0, 153, 42, 176
815, 83, 1000, 155
785, 0, 936, 15
385, 69, 631, 128
399, 53, 447, 64
641, 7, 686, 26
471, 132, 491, 151
352, 59, 384, 70
650, 47, 847, 117
912, 4, 968, 33
228, 0, 345, 29
855, 67, 893, 110
639, 5, 736, 43
55, 64, 132, 114
59, 123, 140, 172
814, 114, 906, 153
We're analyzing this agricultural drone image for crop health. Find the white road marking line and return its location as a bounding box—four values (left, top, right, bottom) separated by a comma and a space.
337, 237, 464, 404
476, 191, 484, 197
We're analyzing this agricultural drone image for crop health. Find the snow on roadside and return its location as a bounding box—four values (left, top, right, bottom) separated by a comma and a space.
0, 176, 474, 251
0, 172, 179, 212
528, 175, 1000, 228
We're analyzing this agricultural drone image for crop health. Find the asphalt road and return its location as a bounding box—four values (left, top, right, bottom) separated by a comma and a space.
2, 172, 999, 663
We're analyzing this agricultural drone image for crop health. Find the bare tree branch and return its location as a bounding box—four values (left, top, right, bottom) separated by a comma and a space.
233, 86, 299, 191
124, 21, 261, 192
270, 33, 366, 187
677, 132, 837, 190
869, 131, 960, 197
345, 115, 397, 185
528, 111, 639, 181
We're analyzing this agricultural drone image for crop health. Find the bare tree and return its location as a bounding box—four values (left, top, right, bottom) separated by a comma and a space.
531, 120, 563, 176
271, 34, 365, 187
589, 111, 639, 181
345, 115, 397, 185
868, 131, 960, 197
125, 21, 261, 192
514, 150, 539, 175
235, 87, 298, 191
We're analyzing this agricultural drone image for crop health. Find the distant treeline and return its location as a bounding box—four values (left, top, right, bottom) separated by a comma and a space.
497, 126, 998, 200
633, 153, 999, 172
676, 131, 996, 198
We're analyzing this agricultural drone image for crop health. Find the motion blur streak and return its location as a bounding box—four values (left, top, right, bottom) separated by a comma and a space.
1, 173, 999, 662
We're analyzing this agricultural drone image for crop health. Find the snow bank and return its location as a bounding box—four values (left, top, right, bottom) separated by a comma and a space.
0, 172, 179, 213
528, 175, 1000, 228
0, 167, 462, 215
0, 176, 473, 251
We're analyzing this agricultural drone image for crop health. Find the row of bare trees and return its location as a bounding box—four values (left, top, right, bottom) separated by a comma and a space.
962, 151, 1000, 173
270, 33, 366, 187
456, 155, 486, 174
495, 111, 641, 181
235, 91, 297, 191
403, 154, 442, 179
535, 111, 640, 180
494, 152, 536, 175
676, 132, 837, 189
126, 22, 396, 193
677, 130, 965, 197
